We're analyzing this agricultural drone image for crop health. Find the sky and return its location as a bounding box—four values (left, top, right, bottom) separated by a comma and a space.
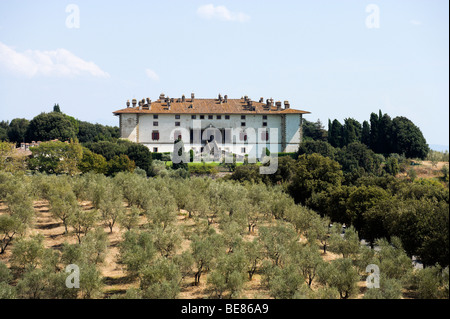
0, 0, 448, 148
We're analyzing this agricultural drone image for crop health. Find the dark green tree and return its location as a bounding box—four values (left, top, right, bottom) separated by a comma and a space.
0, 121, 9, 141
83, 141, 128, 161
342, 118, 362, 146
7, 118, 29, 146
391, 116, 429, 159
303, 119, 327, 141
297, 140, 336, 159
378, 113, 394, 154
328, 119, 343, 148
336, 142, 382, 176
369, 111, 381, 153
26, 112, 78, 142
126, 144, 153, 176
288, 153, 343, 206
361, 120, 371, 147
107, 154, 136, 176
78, 148, 108, 174
77, 121, 120, 143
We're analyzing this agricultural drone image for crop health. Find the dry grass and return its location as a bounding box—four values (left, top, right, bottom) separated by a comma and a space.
406, 160, 448, 180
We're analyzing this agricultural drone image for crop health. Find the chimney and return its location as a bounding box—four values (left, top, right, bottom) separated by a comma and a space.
276, 101, 282, 111
159, 93, 166, 102
132, 98, 137, 108
191, 93, 195, 101
167, 100, 171, 110
224, 95, 228, 103
218, 93, 222, 101
284, 101, 290, 109
126, 100, 130, 108
259, 97, 264, 103
182, 94, 186, 102
138, 100, 142, 110
244, 95, 248, 102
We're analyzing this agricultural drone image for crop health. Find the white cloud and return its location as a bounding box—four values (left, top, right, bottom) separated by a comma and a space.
145, 68, 160, 81
197, 4, 250, 22
0, 41, 110, 78
410, 20, 422, 26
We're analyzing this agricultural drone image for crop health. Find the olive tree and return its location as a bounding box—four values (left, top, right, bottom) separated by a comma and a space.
207, 249, 247, 299
0, 184, 34, 254
119, 230, 156, 277
259, 222, 298, 267
67, 208, 99, 244
318, 258, 360, 299
139, 257, 181, 299
48, 180, 79, 234
190, 229, 223, 286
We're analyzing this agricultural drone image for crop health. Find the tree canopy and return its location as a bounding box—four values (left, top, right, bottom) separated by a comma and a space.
26, 112, 79, 142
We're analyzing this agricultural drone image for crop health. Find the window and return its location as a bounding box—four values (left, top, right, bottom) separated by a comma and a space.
174, 130, 181, 140
241, 115, 246, 120
240, 131, 247, 141
241, 147, 246, 153
261, 131, 269, 141
200, 115, 205, 119
225, 115, 230, 120
263, 122, 267, 127
241, 122, 246, 127
191, 115, 196, 119
153, 115, 158, 119
153, 121, 158, 126
208, 115, 213, 120
217, 115, 221, 120
153, 147, 158, 152
175, 114, 180, 119
175, 122, 180, 127
263, 115, 267, 120
152, 131, 160, 141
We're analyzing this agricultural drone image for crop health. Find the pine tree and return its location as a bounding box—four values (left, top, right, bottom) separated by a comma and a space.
361, 121, 370, 147
328, 119, 343, 148
369, 112, 380, 153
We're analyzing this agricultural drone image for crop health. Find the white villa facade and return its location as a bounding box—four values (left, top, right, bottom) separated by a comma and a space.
113, 93, 310, 159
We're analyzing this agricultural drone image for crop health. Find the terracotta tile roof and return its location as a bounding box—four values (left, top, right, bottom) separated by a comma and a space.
112, 98, 310, 115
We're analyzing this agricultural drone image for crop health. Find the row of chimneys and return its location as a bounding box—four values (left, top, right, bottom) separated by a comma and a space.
125, 93, 290, 111
126, 98, 152, 110
160, 93, 196, 103
244, 96, 290, 111
217, 94, 228, 103
125, 93, 196, 110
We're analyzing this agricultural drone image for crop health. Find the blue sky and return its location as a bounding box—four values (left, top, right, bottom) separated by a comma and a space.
0, 0, 448, 147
